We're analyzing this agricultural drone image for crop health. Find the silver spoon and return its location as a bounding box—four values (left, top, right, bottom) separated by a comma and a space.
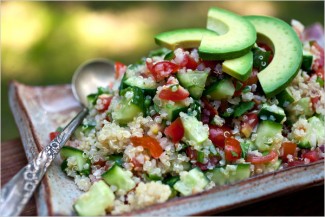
0, 58, 115, 216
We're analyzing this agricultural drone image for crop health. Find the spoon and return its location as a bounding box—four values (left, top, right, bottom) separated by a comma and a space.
0, 58, 115, 216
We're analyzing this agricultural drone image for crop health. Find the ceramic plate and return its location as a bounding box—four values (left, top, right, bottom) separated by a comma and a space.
9, 81, 324, 216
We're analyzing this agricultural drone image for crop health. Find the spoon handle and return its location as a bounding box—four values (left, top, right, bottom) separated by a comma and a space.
0, 107, 88, 216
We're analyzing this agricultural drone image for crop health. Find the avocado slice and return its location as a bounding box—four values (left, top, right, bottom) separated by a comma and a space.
199, 7, 256, 60
245, 16, 303, 98
155, 28, 217, 50
222, 51, 253, 81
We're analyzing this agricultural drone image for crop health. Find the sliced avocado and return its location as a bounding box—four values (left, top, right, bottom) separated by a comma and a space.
245, 16, 303, 98
222, 51, 253, 81
199, 7, 256, 60
155, 28, 217, 50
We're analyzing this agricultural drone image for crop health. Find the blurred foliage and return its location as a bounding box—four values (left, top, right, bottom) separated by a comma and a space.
1, 1, 324, 141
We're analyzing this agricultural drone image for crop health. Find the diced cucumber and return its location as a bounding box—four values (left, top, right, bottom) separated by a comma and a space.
163, 102, 188, 122
112, 86, 144, 125
74, 123, 96, 140
177, 71, 209, 99
255, 120, 282, 151
203, 78, 235, 100
266, 159, 282, 171
233, 101, 255, 117
60, 146, 90, 176
174, 168, 209, 196
180, 112, 209, 146
163, 176, 180, 198
208, 163, 251, 186
301, 51, 313, 71
123, 76, 158, 96
259, 103, 286, 123
276, 87, 295, 108
286, 97, 314, 123
298, 116, 325, 148
73, 180, 115, 216
252, 46, 271, 71
147, 173, 163, 181
101, 164, 136, 192
106, 154, 123, 166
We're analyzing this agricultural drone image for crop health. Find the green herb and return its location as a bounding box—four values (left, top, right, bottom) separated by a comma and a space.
231, 151, 238, 157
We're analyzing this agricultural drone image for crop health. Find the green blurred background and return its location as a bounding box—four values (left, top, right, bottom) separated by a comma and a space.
1, 1, 324, 141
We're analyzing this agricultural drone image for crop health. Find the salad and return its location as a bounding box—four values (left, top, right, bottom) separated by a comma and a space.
50, 7, 324, 216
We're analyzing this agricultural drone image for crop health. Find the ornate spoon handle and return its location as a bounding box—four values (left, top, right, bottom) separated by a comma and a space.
0, 107, 88, 216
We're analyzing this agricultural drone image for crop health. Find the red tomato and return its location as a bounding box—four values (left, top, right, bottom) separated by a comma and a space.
201, 60, 218, 69
281, 141, 297, 161
209, 125, 232, 149
114, 62, 127, 79
287, 160, 305, 167
240, 113, 259, 138
97, 95, 113, 112
175, 50, 199, 70
246, 151, 278, 164
164, 118, 184, 143
49, 131, 60, 140
148, 61, 179, 81
159, 85, 189, 101
311, 41, 324, 71
311, 96, 321, 111
130, 136, 163, 159
224, 137, 242, 162
244, 68, 259, 86
302, 150, 319, 163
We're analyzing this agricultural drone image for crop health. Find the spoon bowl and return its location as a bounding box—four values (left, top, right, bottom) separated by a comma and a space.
72, 58, 115, 106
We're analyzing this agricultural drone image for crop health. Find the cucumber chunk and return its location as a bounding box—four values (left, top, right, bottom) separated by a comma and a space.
298, 116, 325, 148
174, 168, 209, 196
163, 102, 188, 122
102, 164, 136, 192
123, 76, 158, 96
180, 112, 209, 146
177, 71, 209, 99
203, 78, 235, 100
112, 86, 144, 125
73, 180, 115, 216
233, 101, 255, 117
255, 120, 282, 151
208, 163, 251, 186
276, 88, 295, 108
259, 103, 286, 123
60, 146, 90, 176
301, 51, 313, 71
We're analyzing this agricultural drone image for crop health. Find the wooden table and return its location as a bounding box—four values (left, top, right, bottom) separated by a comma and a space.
1, 139, 324, 216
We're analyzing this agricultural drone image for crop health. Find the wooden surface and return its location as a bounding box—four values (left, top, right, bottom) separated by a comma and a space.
1, 139, 324, 216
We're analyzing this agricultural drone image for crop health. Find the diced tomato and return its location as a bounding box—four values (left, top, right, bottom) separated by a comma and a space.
114, 62, 127, 79
159, 84, 189, 101
287, 159, 305, 167
257, 42, 272, 52
209, 125, 232, 149
97, 94, 113, 112
302, 150, 319, 163
175, 50, 199, 70
244, 68, 259, 86
201, 60, 218, 69
164, 118, 184, 143
185, 147, 197, 160
240, 113, 259, 138
224, 137, 242, 162
281, 141, 297, 161
93, 159, 107, 167
148, 60, 179, 81
130, 136, 163, 159
311, 41, 324, 71
246, 150, 278, 164
49, 131, 60, 140
311, 96, 320, 112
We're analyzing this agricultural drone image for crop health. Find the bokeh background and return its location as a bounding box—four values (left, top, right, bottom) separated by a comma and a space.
1, 1, 324, 141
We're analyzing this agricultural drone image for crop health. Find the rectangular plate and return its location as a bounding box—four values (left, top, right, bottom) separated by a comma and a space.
9, 81, 324, 216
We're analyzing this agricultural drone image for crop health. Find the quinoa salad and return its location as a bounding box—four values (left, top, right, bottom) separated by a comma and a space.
49, 7, 324, 216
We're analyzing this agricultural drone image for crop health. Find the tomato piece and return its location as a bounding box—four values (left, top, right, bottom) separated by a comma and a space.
240, 113, 259, 138
130, 136, 163, 159
281, 141, 297, 161
224, 137, 242, 162
175, 50, 198, 70
114, 62, 127, 79
164, 118, 184, 143
246, 151, 278, 164
209, 125, 232, 149
287, 160, 304, 167
96, 94, 113, 112
159, 84, 189, 101
311, 41, 324, 71
185, 147, 197, 160
302, 150, 319, 163
49, 131, 60, 140
149, 61, 179, 81
311, 95, 321, 111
